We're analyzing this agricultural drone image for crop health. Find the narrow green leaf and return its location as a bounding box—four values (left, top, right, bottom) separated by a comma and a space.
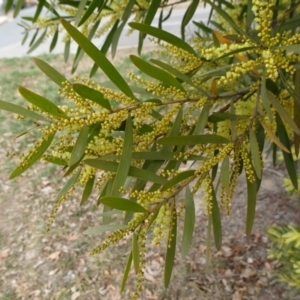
230, 99, 237, 140
29, 29, 39, 47
33, 0, 45, 22
78, 0, 104, 26
97, 179, 110, 203
255, 123, 264, 191
205, 0, 247, 36
144, 98, 162, 104
49, 29, 59, 53
211, 182, 222, 250
267, 90, 300, 135
121, 252, 132, 292
122, 0, 135, 21
13, 0, 24, 17
101, 181, 113, 224
71, 47, 84, 74
158, 134, 229, 145
281, 44, 300, 54
87, 123, 101, 143
220, 156, 230, 193
162, 6, 173, 22
261, 73, 273, 121
256, 121, 265, 153
69, 125, 89, 167
101, 18, 119, 59
130, 55, 185, 93
110, 0, 135, 57
55, 167, 81, 201
40, 0, 60, 17
132, 233, 140, 273
0, 100, 48, 121
161, 170, 195, 192
158, 6, 163, 31
181, 187, 195, 257
145, 208, 160, 231
223, 34, 243, 42
246, 0, 254, 30
272, 143, 277, 167
84, 224, 127, 235
216, 46, 256, 61
84, 159, 167, 184
193, 102, 210, 134
27, 29, 47, 54
9, 133, 55, 179
208, 112, 248, 123
193, 20, 212, 34
276, 114, 298, 190
111, 115, 133, 196
75, 0, 88, 25
43, 155, 67, 166
150, 59, 209, 96
276, 14, 300, 32
279, 70, 300, 105
144, 0, 161, 26
294, 69, 300, 156
249, 128, 262, 179
164, 206, 177, 288
211, 149, 219, 182
111, 23, 127, 59
101, 81, 153, 97
155, 107, 183, 155
220, 0, 235, 9
138, 0, 161, 51
99, 196, 147, 212
89, 63, 99, 79
98, 151, 205, 161
64, 40, 71, 63
5, 0, 14, 13
73, 84, 111, 110
181, 0, 199, 40
72, 20, 100, 73
34, 58, 67, 88
63, 159, 82, 177
199, 65, 230, 79
19, 86, 69, 119
137, 11, 147, 54
129, 22, 197, 55
150, 160, 181, 194
61, 19, 135, 99
97, 179, 108, 207
260, 120, 289, 153
246, 175, 257, 236
150, 110, 163, 120
21, 31, 29, 46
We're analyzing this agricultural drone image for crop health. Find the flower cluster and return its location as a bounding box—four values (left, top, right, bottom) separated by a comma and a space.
7, 0, 300, 297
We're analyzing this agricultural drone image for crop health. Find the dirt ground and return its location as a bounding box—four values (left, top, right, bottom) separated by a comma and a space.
0, 142, 299, 300
0, 52, 300, 300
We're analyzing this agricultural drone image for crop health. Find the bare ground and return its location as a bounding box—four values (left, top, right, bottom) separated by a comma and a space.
0, 52, 300, 300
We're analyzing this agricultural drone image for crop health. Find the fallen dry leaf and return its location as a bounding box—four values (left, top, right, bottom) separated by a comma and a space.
144, 272, 156, 283
71, 291, 80, 300
232, 290, 242, 300
68, 233, 79, 241
48, 251, 61, 261
241, 266, 257, 279
0, 249, 9, 258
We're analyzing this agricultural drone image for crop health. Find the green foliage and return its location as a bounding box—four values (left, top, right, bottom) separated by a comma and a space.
2, 0, 300, 298
268, 225, 300, 289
